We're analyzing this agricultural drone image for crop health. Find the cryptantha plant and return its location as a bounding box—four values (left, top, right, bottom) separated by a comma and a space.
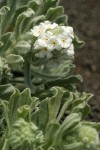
0, 0, 100, 150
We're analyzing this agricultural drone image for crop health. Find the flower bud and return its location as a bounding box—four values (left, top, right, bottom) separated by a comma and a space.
78, 125, 99, 149
9, 118, 44, 149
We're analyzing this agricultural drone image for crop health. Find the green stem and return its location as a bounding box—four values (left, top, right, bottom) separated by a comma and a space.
2, 139, 9, 150
24, 59, 35, 93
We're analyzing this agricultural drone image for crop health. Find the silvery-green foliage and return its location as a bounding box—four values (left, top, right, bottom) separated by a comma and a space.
0, 87, 100, 149
0, 0, 100, 150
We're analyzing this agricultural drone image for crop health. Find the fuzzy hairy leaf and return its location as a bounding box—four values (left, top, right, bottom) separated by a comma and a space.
6, 54, 24, 70
55, 15, 68, 25
73, 35, 85, 48
0, 84, 15, 100
44, 120, 60, 148
15, 40, 31, 55
0, 32, 11, 54
0, 41, 3, 47
15, 8, 35, 39
38, 98, 49, 132
28, 0, 40, 11
46, 6, 64, 21
53, 113, 81, 146
48, 87, 64, 121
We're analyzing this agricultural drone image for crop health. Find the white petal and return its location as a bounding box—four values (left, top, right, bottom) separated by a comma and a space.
67, 44, 74, 56
34, 39, 47, 49
61, 26, 74, 38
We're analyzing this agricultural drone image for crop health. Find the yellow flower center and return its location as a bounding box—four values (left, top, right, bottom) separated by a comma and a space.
44, 47, 48, 51
37, 29, 41, 34
52, 41, 57, 46
45, 38, 48, 41
62, 39, 66, 43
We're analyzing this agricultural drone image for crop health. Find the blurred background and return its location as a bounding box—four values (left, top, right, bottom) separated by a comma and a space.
61, 0, 100, 121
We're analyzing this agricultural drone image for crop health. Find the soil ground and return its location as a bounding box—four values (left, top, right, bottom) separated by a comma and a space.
61, 0, 100, 121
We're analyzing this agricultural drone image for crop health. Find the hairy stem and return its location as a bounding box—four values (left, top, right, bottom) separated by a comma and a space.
24, 58, 35, 93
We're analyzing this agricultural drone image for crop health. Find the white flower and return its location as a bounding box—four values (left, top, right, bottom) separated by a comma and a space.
39, 31, 53, 43
48, 36, 61, 50
34, 39, 47, 49
31, 21, 75, 59
61, 26, 74, 38
35, 46, 53, 59
61, 44, 74, 56
31, 26, 43, 37
67, 44, 74, 56
40, 21, 58, 31
58, 33, 72, 49
34, 31, 53, 50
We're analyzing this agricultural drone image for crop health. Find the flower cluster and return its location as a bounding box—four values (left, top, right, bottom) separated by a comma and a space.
31, 21, 74, 59
78, 125, 99, 149
9, 118, 44, 149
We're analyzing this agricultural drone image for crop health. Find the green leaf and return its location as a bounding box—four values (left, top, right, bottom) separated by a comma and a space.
0, 6, 10, 16
45, 75, 83, 88
72, 102, 90, 118
6, 54, 24, 70
83, 122, 100, 132
17, 105, 31, 121
15, 14, 26, 39
57, 92, 74, 121
0, 100, 10, 129
7, 0, 14, 7
63, 142, 82, 150
0, 6, 10, 37
8, 89, 20, 126
15, 40, 31, 55
0, 56, 5, 69
92, 122, 100, 132
1, 0, 17, 34
38, 98, 49, 132
29, 15, 45, 28
2, 139, 9, 150
44, 120, 60, 149
81, 104, 90, 119
0, 32, 11, 54
43, 0, 60, 11
20, 9, 35, 33
46, 6, 64, 21
73, 35, 85, 48
0, 56, 12, 82
48, 87, 64, 121
28, 0, 40, 11
19, 88, 35, 108
5, 88, 36, 127
0, 84, 15, 100
13, 6, 27, 25
31, 108, 39, 126
55, 15, 68, 25
53, 113, 81, 146
15, 8, 35, 39
72, 92, 93, 118
59, 113, 81, 135
0, 0, 7, 8
0, 41, 3, 47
